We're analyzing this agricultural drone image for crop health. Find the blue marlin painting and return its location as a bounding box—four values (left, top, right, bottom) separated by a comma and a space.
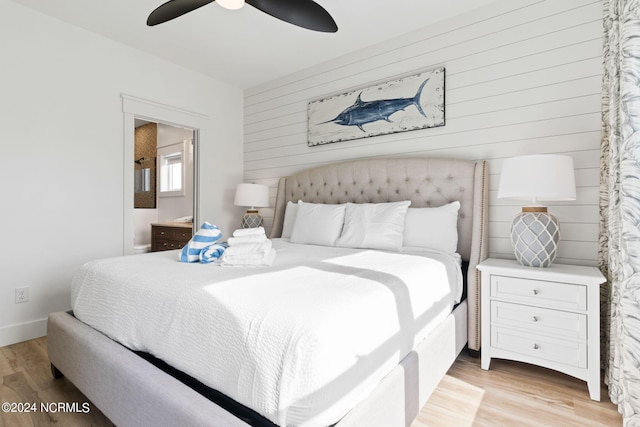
308, 67, 445, 146
323, 78, 430, 132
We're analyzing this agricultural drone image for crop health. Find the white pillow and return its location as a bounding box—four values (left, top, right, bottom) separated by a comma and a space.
281, 201, 299, 239
289, 202, 346, 246
336, 201, 411, 250
403, 201, 460, 253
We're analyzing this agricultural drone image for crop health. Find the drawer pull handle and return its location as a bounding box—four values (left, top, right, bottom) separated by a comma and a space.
532, 289, 539, 295
533, 343, 539, 350
532, 316, 538, 322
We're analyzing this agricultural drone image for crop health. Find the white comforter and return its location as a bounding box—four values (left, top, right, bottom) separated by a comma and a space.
71, 239, 461, 427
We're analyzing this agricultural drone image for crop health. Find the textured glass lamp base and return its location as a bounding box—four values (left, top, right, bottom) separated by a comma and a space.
510, 208, 560, 268
241, 210, 263, 229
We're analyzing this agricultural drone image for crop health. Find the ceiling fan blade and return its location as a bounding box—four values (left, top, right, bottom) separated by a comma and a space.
147, 0, 215, 26
246, 0, 337, 33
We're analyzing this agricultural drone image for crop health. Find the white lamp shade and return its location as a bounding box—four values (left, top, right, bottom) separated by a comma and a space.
497, 154, 576, 204
234, 183, 269, 208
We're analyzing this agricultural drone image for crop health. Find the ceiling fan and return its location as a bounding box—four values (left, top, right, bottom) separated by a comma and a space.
147, 0, 338, 33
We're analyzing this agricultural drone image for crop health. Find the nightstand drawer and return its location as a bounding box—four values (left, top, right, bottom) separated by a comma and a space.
491, 301, 587, 340
490, 275, 586, 311
153, 227, 191, 240
492, 326, 587, 368
173, 228, 192, 240
153, 239, 187, 251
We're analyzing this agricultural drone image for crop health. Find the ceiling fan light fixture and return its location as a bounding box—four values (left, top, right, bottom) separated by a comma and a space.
147, 0, 337, 32
217, 0, 245, 10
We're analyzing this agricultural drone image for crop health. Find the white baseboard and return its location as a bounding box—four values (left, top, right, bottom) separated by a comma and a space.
0, 318, 47, 347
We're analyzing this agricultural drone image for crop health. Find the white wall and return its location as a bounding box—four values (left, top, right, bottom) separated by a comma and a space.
244, 0, 602, 267
133, 208, 157, 247
0, 0, 243, 346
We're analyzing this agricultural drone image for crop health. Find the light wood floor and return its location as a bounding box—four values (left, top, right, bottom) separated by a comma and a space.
414, 353, 622, 427
0, 337, 622, 426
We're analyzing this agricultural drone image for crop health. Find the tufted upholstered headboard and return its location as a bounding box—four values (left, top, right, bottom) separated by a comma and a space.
269, 157, 488, 351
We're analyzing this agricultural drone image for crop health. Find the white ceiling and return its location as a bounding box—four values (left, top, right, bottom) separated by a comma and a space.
11, 0, 501, 89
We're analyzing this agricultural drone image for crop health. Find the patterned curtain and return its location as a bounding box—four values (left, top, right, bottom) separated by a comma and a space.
600, 0, 640, 423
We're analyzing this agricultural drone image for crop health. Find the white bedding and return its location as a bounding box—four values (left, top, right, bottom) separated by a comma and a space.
71, 239, 461, 427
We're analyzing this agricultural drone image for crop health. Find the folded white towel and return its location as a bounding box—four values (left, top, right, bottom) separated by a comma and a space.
232, 227, 265, 237
221, 248, 276, 267
223, 240, 272, 256
227, 234, 267, 245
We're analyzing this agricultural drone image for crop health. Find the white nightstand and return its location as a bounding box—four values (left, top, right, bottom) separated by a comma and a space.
477, 258, 605, 401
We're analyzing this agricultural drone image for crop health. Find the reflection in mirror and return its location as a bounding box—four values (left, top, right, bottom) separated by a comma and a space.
134, 123, 157, 208
135, 167, 151, 193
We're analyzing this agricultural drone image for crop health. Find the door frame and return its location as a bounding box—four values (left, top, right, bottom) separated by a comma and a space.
122, 94, 208, 255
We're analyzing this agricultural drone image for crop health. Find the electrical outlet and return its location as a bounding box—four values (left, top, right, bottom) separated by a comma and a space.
15, 287, 29, 303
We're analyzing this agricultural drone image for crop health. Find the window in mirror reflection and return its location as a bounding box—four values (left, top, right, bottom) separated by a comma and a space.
161, 152, 182, 192
158, 142, 186, 197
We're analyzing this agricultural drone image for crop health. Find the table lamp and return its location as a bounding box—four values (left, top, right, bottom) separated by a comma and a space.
497, 154, 576, 267
234, 183, 269, 228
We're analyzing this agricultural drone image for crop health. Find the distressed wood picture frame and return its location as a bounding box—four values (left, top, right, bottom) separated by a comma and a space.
307, 67, 445, 146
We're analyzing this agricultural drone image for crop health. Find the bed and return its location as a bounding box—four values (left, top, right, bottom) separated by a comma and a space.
47, 157, 488, 427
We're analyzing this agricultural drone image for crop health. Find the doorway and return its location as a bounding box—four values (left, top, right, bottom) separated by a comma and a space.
133, 120, 195, 254
122, 95, 208, 256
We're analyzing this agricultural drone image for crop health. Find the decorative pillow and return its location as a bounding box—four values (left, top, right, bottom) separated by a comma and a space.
179, 222, 222, 263
289, 202, 346, 247
335, 201, 411, 250
403, 201, 460, 253
281, 201, 299, 239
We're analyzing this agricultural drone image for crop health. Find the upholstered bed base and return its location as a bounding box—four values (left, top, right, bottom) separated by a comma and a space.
48, 302, 466, 427
47, 311, 250, 427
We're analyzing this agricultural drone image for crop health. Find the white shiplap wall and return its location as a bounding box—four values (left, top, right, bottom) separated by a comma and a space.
243, 0, 603, 266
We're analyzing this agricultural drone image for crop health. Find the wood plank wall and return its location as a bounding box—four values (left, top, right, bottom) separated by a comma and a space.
243, 0, 603, 266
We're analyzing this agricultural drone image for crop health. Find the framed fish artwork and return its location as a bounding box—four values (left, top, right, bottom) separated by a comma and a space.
307, 67, 445, 146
